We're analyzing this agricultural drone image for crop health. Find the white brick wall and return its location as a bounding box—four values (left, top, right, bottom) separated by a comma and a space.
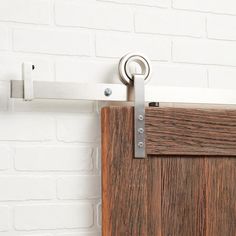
0, 0, 236, 235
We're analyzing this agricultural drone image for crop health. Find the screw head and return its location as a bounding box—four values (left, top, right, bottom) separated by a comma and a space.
104, 88, 112, 97
138, 128, 144, 134
138, 115, 144, 121
138, 142, 144, 148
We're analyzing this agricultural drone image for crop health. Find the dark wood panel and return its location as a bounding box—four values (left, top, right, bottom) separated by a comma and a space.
101, 106, 161, 236
102, 106, 236, 236
206, 158, 236, 236
161, 157, 206, 236
146, 107, 236, 156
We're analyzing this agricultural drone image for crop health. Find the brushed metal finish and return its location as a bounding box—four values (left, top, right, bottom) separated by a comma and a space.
7, 80, 236, 105
134, 75, 146, 158
11, 80, 127, 101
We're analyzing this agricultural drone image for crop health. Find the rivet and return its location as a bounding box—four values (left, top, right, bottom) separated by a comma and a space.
104, 88, 112, 97
138, 142, 144, 148
138, 128, 144, 134
138, 115, 144, 121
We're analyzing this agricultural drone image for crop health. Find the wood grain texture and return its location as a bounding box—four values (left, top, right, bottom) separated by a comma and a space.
206, 158, 236, 236
102, 106, 236, 236
146, 107, 236, 155
102, 107, 161, 236
161, 157, 206, 236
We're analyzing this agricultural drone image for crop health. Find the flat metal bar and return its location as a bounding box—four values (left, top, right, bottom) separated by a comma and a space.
11, 80, 127, 101
134, 75, 145, 158
9, 80, 236, 105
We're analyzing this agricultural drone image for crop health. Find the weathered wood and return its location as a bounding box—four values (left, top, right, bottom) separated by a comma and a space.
146, 107, 236, 155
102, 107, 161, 236
206, 158, 236, 236
102, 106, 236, 236
161, 157, 206, 236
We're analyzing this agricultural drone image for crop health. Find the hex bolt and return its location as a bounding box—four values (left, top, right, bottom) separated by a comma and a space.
138, 128, 144, 134
104, 88, 112, 97
138, 142, 144, 148
138, 115, 144, 121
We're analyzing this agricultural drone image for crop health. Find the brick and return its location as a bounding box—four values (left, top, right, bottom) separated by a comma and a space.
0, 0, 50, 24
15, 146, 93, 171
150, 64, 208, 87
57, 114, 99, 142
207, 15, 236, 40
0, 114, 54, 141
57, 175, 100, 199
135, 9, 205, 37
55, 58, 120, 83
173, 0, 236, 15
0, 176, 55, 201
208, 67, 236, 89
173, 38, 236, 66
0, 146, 12, 170
0, 206, 9, 232
55, 0, 132, 31
96, 32, 170, 61
14, 204, 93, 230
13, 29, 91, 56
98, 0, 170, 8
0, 25, 9, 50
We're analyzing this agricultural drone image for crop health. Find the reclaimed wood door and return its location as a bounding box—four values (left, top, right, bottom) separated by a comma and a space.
101, 106, 236, 236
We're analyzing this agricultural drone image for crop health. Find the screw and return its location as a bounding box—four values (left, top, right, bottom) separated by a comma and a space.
104, 88, 112, 97
138, 142, 144, 148
138, 115, 144, 121
32, 65, 35, 70
138, 128, 144, 134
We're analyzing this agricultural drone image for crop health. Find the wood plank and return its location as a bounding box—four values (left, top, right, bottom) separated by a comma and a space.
146, 107, 236, 156
161, 157, 206, 236
206, 158, 236, 236
101, 107, 161, 236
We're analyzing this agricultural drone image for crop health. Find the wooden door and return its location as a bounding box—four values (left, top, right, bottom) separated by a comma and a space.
101, 106, 236, 236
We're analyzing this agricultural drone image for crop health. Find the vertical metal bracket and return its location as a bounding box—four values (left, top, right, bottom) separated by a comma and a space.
22, 62, 34, 101
118, 52, 152, 158
133, 74, 145, 158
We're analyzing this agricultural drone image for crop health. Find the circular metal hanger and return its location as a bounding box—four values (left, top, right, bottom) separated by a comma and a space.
118, 52, 152, 85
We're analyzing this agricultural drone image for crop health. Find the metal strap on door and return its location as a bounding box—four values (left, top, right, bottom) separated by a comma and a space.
1, 52, 236, 158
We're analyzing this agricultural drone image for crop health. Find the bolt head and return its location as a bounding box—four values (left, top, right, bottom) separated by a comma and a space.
138, 142, 144, 148
104, 88, 112, 97
138, 115, 144, 121
138, 128, 144, 134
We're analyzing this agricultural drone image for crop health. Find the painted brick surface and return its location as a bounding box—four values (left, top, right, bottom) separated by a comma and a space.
14, 204, 93, 230
135, 9, 205, 37
57, 175, 100, 199
0, 0, 50, 24
0, 0, 235, 235
0, 206, 9, 232
55, 0, 132, 31
13, 29, 92, 56
15, 146, 94, 171
96, 32, 171, 60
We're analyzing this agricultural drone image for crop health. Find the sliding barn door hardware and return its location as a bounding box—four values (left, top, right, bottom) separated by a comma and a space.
1, 53, 236, 158
119, 53, 152, 158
